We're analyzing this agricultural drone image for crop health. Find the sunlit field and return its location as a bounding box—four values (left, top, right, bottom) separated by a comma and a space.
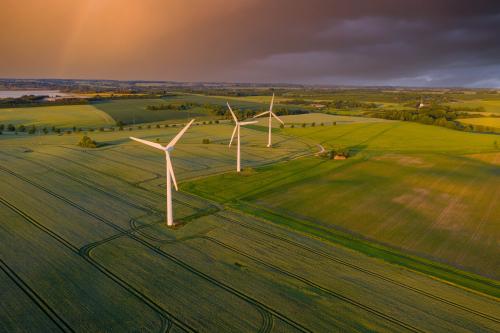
1, 119, 499, 331
0, 104, 115, 128
459, 117, 500, 130
185, 121, 500, 282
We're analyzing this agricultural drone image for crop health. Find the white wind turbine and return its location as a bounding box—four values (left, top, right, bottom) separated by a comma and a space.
253, 93, 284, 147
227, 102, 257, 172
130, 119, 194, 226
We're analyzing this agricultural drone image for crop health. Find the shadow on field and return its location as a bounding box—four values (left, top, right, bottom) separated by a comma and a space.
346, 144, 368, 157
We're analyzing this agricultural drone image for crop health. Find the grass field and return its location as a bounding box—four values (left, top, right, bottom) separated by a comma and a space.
91, 98, 214, 125
1, 119, 500, 331
0, 105, 115, 128
253, 113, 388, 127
446, 99, 500, 114
459, 117, 500, 130
184, 121, 500, 282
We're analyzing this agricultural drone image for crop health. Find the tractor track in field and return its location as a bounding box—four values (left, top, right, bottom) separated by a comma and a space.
0, 257, 74, 333
199, 235, 425, 333
212, 210, 500, 325
6, 149, 500, 325
0, 196, 179, 333
131, 224, 424, 332
0, 166, 293, 333
6, 149, 499, 325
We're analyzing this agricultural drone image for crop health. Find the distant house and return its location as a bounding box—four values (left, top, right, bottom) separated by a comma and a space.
310, 103, 326, 108
334, 154, 347, 160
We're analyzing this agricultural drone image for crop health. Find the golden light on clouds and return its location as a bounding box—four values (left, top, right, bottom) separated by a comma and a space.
1, 0, 500, 87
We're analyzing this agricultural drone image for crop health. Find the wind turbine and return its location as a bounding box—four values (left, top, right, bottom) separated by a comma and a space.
253, 93, 284, 147
227, 102, 257, 172
130, 119, 194, 226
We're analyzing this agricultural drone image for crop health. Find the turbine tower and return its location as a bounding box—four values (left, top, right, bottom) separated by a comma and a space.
253, 93, 284, 147
130, 119, 194, 226
227, 102, 257, 172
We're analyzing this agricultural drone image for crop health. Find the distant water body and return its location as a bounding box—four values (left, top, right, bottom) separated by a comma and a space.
0, 90, 71, 98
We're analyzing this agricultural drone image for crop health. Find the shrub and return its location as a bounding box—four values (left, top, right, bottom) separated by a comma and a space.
209, 121, 213, 124
301, 123, 306, 128
215, 120, 220, 124
7, 124, 15, 131
156, 124, 160, 128
28, 125, 36, 134
77, 135, 97, 148
311, 122, 316, 127
280, 124, 284, 129
0, 124, 4, 131
202, 138, 210, 144
320, 122, 324, 126
291, 124, 295, 128
18, 124, 26, 132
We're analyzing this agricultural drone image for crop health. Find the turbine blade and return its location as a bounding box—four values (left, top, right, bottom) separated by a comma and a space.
167, 119, 195, 148
166, 152, 178, 191
253, 111, 270, 118
271, 112, 284, 124
270, 93, 275, 112
227, 102, 239, 123
130, 137, 164, 150
240, 121, 258, 126
229, 125, 238, 146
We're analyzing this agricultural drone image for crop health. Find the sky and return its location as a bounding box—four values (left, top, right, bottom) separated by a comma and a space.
1, 0, 500, 87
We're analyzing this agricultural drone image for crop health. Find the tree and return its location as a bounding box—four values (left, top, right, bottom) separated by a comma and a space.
0, 124, 4, 131
7, 124, 15, 131
77, 135, 97, 148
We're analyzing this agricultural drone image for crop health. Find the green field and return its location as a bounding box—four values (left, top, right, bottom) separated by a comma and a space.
0, 105, 115, 128
185, 122, 500, 281
1, 113, 500, 331
91, 98, 214, 125
446, 99, 500, 114
459, 117, 500, 130
253, 113, 388, 127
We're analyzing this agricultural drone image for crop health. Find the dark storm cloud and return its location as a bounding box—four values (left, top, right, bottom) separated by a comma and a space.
1, 0, 500, 87
222, 0, 500, 87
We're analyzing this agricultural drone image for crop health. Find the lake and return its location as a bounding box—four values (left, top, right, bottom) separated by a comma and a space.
0, 90, 71, 98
